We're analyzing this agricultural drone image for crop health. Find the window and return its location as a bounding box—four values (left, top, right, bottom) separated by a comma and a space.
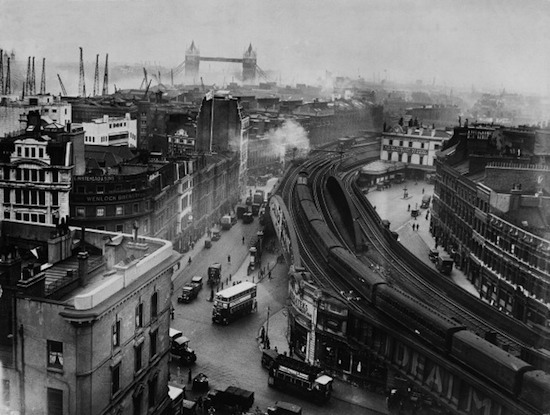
39, 171, 45, 182
76, 207, 85, 217
31, 147, 36, 158
131, 184, 137, 191
116, 206, 124, 216
148, 375, 157, 408
4, 189, 10, 203
47, 387, 63, 415
112, 319, 121, 348
52, 171, 58, 182
133, 392, 142, 415
111, 363, 121, 396
399, 141, 403, 147
15, 169, 21, 181
17, 147, 21, 157
116, 224, 123, 233
24, 147, 29, 158
135, 303, 143, 329
408, 141, 412, 147
39, 148, 44, 158
151, 292, 158, 320
52, 192, 58, 206
96, 207, 105, 217
134, 343, 143, 372
133, 203, 139, 213
47, 340, 63, 369
31, 170, 38, 181
150, 329, 158, 358
97, 186, 104, 194
419, 156, 424, 165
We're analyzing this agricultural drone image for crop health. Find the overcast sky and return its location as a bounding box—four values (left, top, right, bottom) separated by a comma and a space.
1, 0, 549, 94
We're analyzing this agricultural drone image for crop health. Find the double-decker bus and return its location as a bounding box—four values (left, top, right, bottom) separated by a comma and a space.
268, 354, 333, 402
212, 281, 257, 325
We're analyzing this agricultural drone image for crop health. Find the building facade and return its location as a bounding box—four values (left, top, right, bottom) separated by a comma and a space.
431, 125, 550, 329
1, 225, 180, 415
81, 113, 137, 147
0, 111, 85, 227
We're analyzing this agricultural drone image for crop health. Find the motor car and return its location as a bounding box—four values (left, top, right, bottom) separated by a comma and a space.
192, 372, 209, 392
191, 276, 203, 289
178, 283, 199, 303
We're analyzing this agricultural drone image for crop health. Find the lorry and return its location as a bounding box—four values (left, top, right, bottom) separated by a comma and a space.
267, 401, 302, 415
253, 189, 265, 205
421, 194, 431, 209
268, 354, 333, 402
177, 283, 200, 303
208, 263, 222, 286
242, 212, 254, 224
436, 255, 454, 275
221, 214, 232, 230
204, 386, 255, 412
169, 328, 197, 365
236, 204, 248, 219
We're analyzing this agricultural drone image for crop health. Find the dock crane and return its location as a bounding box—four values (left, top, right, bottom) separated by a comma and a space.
57, 74, 67, 96
140, 68, 148, 89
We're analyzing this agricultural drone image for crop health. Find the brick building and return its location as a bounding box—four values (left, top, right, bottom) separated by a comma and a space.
431, 124, 550, 329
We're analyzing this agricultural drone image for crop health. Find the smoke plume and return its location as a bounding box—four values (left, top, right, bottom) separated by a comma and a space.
264, 119, 310, 161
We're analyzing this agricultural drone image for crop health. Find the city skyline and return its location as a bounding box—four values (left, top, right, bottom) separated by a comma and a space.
1, 0, 549, 94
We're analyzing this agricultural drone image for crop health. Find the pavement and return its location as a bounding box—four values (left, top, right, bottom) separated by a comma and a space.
363, 179, 479, 297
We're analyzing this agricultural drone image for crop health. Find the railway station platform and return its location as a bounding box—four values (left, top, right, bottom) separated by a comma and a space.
362, 179, 479, 297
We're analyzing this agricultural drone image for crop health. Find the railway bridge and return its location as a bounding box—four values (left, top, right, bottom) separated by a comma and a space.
267, 153, 550, 415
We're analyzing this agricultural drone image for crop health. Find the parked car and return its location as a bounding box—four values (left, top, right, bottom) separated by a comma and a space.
211, 229, 221, 241
429, 249, 439, 263
267, 401, 303, 415
178, 283, 200, 303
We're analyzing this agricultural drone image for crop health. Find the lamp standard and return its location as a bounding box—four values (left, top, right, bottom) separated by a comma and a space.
264, 305, 271, 349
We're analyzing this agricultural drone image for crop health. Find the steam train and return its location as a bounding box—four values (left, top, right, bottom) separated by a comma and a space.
295, 173, 550, 414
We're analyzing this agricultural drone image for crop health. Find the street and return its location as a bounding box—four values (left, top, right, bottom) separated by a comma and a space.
169, 181, 382, 414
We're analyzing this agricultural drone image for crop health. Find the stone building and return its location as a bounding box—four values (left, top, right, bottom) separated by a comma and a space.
0, 224, 180, 415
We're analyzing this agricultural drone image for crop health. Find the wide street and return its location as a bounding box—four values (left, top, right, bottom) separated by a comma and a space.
168, 180, 384, 414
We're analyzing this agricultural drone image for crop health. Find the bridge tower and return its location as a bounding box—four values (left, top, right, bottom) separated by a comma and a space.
242, 43, 256, 83
185, 41, 200, 81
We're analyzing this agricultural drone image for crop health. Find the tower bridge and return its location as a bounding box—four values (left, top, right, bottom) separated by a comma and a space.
185, 41, 257, 82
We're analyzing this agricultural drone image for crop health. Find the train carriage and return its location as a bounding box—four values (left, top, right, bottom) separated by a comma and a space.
518, 370, 550, 413
375, 284, 466, 352
451, 330, 533, 395
328, 246, 386, 303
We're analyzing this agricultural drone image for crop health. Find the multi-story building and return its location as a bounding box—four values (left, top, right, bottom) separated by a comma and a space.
0, 223, 180, 415
195, 92, 249, 199
431, 124, 550, 329
0, 94, 72, 138
81, 113, 137, 147
0, 111, 85, 226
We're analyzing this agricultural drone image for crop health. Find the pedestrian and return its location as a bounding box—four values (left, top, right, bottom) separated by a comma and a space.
274, 346, 278, 353
188, 368, 192, 383
425, 213, 429, 220
170, 306, 175, 320
417, 224, 420, 231
268, 270, 272, 280
407, 204, 410, 211
242, 236, 245, 245
188, 256, 192, 264
228, 254, 231, 263
260, 326, 265, 342
210, 288, 214, 302
422, 188, 425, 194
411, 223, 414, 230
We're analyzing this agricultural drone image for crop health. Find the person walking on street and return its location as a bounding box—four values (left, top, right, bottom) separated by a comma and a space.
188, 368, 192, 383
242, 236, 245, 245
268, 270, 272, 280
407, 204, 410, 211
227, 254, 231, 263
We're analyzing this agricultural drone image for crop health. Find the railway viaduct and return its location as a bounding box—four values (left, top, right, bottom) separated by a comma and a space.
268, 164, 543, 415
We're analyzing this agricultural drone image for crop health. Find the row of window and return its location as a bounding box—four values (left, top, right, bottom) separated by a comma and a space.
16, 145, 46, 159
385, 153, 426, 165
388, 139, 439, 150
8, 212, 47, 223
75, 203, 141, 218
7, 189, 58, 206
109, 122, 127, 128
75, 183, 140, 194
10, 168, 59, 183
112, 292, 159, 348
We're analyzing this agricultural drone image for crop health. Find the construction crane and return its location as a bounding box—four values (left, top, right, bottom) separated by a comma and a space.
143, 79, 152, 98
5, 57, 10, 94
93, 54, 100, 96
102, 53, 109, 96
140, 67, 148, 89
40, 58, 46, 95
57, 74, 67, 96
31, 57, 36, 95
78, 47, 86, 97
0, 49, 4, 95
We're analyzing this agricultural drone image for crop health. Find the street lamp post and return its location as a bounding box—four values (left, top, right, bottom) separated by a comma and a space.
264, 305, 270, 349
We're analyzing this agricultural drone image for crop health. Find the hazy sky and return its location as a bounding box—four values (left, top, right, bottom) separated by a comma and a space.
1, 0, 549, 94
